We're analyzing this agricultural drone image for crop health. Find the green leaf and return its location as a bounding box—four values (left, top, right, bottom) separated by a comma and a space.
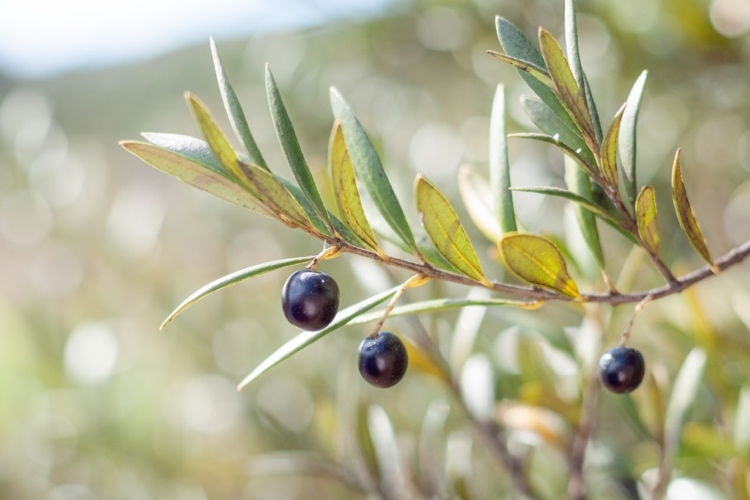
240, 160, 312, 228
509, 133, 598, 179
538, 29, 596, 151
184, 92, 250, 187
329, 122, 380, 252
498, 233, 581, 299
564, 155, 606, 272
275, 177, 332, 237
348, 296, 537, 325
564, 0, 603, 144
415, 175, 489, 285
600, 103, 627, 192
619, 71, 648, 205
266, 66, 331, 228
509, 186, 622, 227
486, 52, 552, 87
520, 96, 596, 172
635, 185, 659, 255
237, 285, 401, 390
671, 150, 718, 272
458, 165, 502, 242
160, 255, 314, 329
330, 88, 418, 253
494, 17, 582, 153
663, 348, 707, 467
490, 85, 517, 234
120, 139, 270, 217
209, 37, 267, 169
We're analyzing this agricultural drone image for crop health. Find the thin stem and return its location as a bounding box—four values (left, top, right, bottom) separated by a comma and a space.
320, 237, 750, 306
618, 295, 653, 347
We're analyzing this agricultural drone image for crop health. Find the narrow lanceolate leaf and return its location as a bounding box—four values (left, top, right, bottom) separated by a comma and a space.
494, 16, 581, 139
490, 85, 517, 234
458, 165, 502, 242
565, 155, 606, 272
538, 29, 596, 151
521, 97, 596, 169
348, 297, 539, 325
510, 133, 597, 179
120, 138, 270, 217
620, 71, 648, 205
671, 150, 718, 272
210, 37, 267, 169
237, 285, 401, 390
415, 175, 489, 285
600, 103, 627, 192
266, 66, 331, 228
329, 122, 380, 252
635, 185, 659, 255
241, 161, 312, 228
330, 88, 418, 252
498, 233, 581, 299
486, 52, 552, 87
565, 0, 603, 143
160, 256, 314, 329
185, 93, 252, 186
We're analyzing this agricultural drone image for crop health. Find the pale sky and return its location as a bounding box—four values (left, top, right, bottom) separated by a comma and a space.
0, 0, 394, 79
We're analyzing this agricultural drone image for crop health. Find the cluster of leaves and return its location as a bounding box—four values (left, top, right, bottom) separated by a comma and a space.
119, 0, 739, 393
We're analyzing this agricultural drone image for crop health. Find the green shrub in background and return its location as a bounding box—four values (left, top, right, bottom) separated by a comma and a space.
119, 1, 750, 498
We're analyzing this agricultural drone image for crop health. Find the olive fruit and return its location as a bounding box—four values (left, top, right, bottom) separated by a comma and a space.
281, 270, 340, 331
599, 346, 645, 394
358, 331, 409, 388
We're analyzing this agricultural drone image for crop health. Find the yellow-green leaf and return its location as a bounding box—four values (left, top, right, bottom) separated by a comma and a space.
329, 122, 380, 252
184, 93, 249, 189
119, 139, 270, 217
671, 150, 718, 273
498, 233, 581, 299
486, 51, 553, 88
600, 103, 627, 191
635, 185, 659, 255
415, 175, 488, 285
537, 29, 596, 152
241, 161, 311, 228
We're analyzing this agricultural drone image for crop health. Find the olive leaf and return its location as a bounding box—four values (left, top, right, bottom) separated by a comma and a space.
490, 85, 517, 234
509, 133, 597, 179
266, 65, 331, 228
119, 138, 270, 217
671, 150, 718, 273
209, 37, 267, 169
619, 70, 648, 205
485, 52, 553, 87
635, 185, 659, 255
564, 155, 606, 272
241, 161, 313, 228
600, 103, 627, 192
458, 165, 502, 242
237, 285, 401, 390
329, 122, 381, 253
160, 255, 314, 330
538, 28, 596, 152
415, 175, 490, 285
498, 233, 581, 299
330, 88, 419, 254
494, 17, 580, 136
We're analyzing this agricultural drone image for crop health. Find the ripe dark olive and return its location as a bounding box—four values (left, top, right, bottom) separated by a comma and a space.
281, 270, 340, 331
358, 331, 408, 388
599, 346, 645, 394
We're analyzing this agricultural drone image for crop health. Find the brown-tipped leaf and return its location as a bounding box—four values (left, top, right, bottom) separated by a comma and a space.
499, 233, 581, 299
635, 185, 659, 255
415, 175, 488, 284
601, 103, 627, 191
671, 150, 717, 272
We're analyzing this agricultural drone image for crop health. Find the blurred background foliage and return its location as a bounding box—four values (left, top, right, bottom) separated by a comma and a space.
1, 0, 750, 498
